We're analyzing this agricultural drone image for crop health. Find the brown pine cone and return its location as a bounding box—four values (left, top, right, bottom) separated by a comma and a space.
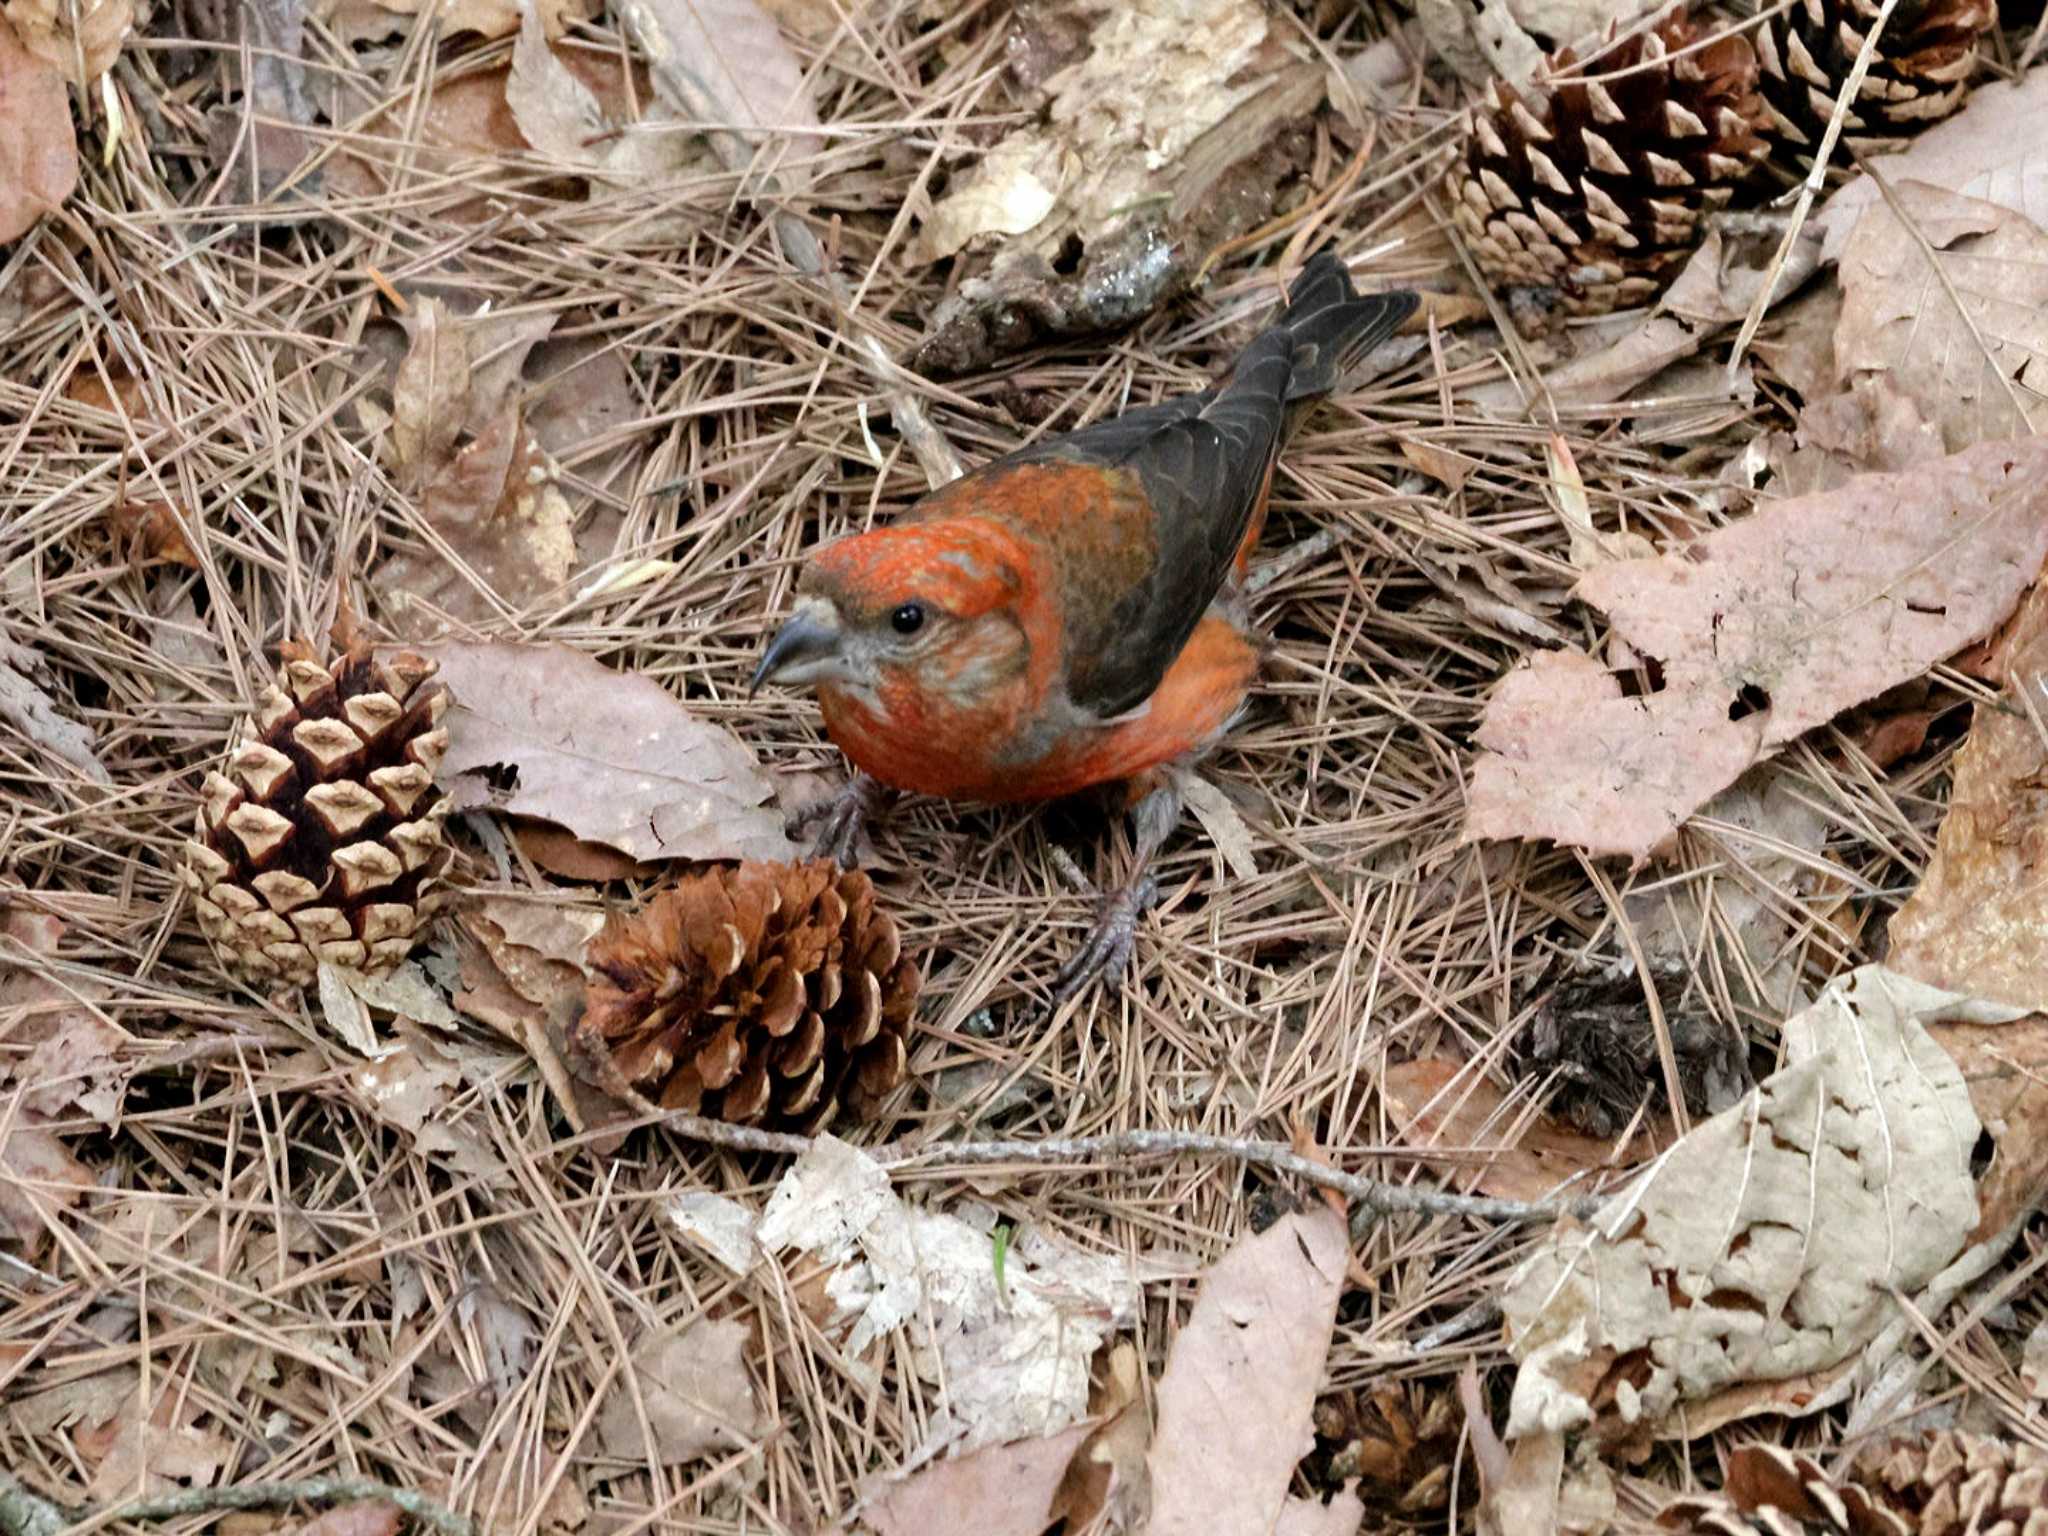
1748, 0, 1994, 162
1447, 8, 1770, 318
1854, 1430, 2048, 1536
1660, 1436, 2048, 1535
181, 635, 452, 985
570, 861, 920, 1128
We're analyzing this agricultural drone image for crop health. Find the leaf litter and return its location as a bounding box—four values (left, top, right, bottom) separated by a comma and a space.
12, 0, 2048, 1528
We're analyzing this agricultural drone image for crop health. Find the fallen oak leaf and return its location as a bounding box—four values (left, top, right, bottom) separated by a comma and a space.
1467, 436, 2048, 862
861, 1422, 1096, 1536
596, 1318, 766, 1464
615, 0, 821, 180
0, 12, 75, 241
1380, 1057, 1673, 1203
3, 0, 129, 86
1888, 580, 2048, 1009
416, 642, 795, 864
1146, 1202, 1350, 1536
1833, 181, 2048, 452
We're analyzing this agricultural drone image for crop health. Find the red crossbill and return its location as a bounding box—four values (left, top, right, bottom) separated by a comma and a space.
755, 250, 1416, 1001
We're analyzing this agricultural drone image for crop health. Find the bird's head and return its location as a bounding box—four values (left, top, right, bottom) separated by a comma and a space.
750, 520, 1036, 707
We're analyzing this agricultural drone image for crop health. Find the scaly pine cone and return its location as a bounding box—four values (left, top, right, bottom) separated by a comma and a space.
1447, 8, 1770, 318
1747, 0, 1994, 163
181, 636, 452, 985
1659, 1436, 2048, 1534
570, 861, 920, 1128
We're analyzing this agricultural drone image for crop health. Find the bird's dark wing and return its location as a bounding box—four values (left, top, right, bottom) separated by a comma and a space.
992, 258, 1417, 720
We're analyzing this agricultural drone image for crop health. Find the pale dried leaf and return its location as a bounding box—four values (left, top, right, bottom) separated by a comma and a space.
419, 641, 795, 863
1274, 1487, 1369, 1536
1381, 1057, 1672, 1202
862, 1422, 1094, 1536
2024, 1316, 2048, 1399
1398, 437, 1480, 491
616, 0, 820, 175
392, 298, 471, 474
1146, 1204, 1349, 1536
506, 1, 700, 182
596, 1318, 766, 1463
317, 962, 381, 1057
1468, 438, 2048, 861
665, 1191, 762, 1276
2, 0, 130, 85
313, 0, 593, 45
329, 960, 459, 1031
286, 1502, 403, 1536
1502, 967, 1997, 1442
354, 1038, 505, 1178
2, 907, 124, 1123
462, 1279, 536, 1400
0, 14, 75, 241
85, 1384, 232, 1503
1890, 584, 2048, 1008
758, 1136, 1139, 1452
1834, 182, 2048, 451
1817, 71, 2048, 262
0, 629, 109, 784
0, 1112, 91, 1249
1178, 773, 1257, 882
1546, 435, 1653, 571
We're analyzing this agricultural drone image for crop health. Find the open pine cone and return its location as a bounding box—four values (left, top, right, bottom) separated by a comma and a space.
1658, 1437, 2048, 1535
1447, 8, 1770, 317
181, 637, 452, 985
1748, 0, 1994, 162
570, 861, 920, 1128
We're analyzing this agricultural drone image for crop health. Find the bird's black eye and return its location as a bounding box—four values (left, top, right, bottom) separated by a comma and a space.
890, 602, 926, 635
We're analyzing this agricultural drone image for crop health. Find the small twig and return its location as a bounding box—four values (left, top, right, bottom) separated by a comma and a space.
0, 1471, 472, 1536
651, 1111, 1592, 1225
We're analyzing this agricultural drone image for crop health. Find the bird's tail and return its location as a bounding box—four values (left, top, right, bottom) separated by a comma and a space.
1274, 249, 1417, 404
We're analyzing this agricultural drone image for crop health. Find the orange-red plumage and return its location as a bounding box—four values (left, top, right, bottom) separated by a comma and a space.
754, 252, 1415, 994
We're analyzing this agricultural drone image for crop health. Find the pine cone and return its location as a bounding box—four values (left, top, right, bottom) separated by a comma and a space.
1313, 1382, 1465, 1516
1447, 9, 1770, 318
180, 637, 452, 984
570, 861, 921, 1128
1748, 0, 1993, 161
1659, 1437, 2048, 1535
1854, 1430, 2048, 1535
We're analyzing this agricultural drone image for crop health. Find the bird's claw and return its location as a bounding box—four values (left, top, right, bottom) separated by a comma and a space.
787, 773, 893, 870
1047, 871, 1160, 1010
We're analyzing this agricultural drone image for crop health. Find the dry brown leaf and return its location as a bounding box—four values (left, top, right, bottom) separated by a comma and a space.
1381, 1058, 1670, 1203
0, 1113, 91, 1250
1545, 435, 1653, 571
383, 411, 579, 632
1817, 69, 2048, 261
862, 1422, 1095, 1536
1398, 437, 1481, 491
1473, 228, 1822, 415
0, 626, 108, 785
2, 905, 125, 1124
1146, 1203, 1349, 1536
284, 1503, 403, 1536
1501, 967, 1999, 1445
391, 298, 472, 475
467, 1444, 589, 1535
1414, 0, 1666, 88
1834, 182, 2048, 451
908, 0, 1328, 373
420, 641, 795, 864
0, 13, 74, 241
1889, 583, 2048, 1008
615, 0, 821, 178
596, 1318, 766, 1464
3, 0, 128, 85
507, 2, 702, 183
352, 1032, 505, 1178
313, 0, 592, 46
1467, 437, 2048, 862
85, 1382, 233, 1503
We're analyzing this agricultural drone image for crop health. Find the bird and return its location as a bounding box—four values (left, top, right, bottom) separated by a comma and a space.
753, 250, 1417, 1005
